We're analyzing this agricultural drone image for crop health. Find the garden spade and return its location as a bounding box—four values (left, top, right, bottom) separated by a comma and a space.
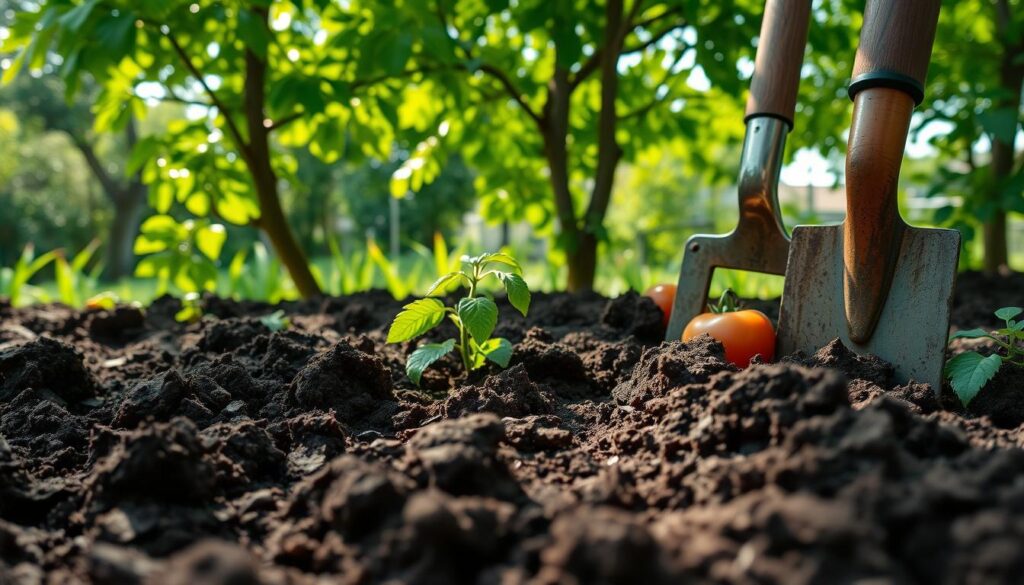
665, 0, 811, 341
776, 0, 960, 391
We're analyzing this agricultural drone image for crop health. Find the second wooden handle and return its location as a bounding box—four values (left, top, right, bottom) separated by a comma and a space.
850, 0, 941, 105
744, 0, 812, 126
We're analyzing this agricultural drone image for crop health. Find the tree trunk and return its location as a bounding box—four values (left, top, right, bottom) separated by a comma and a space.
69, 123, 150, 280
106, 183, 146, 280
570, 0, 625, 293
567, 234, 599, 292
243, 30, 321, 298
542, 62, 585, 291
985, 66, 1022, 275
987, 2, 1024, 276
553, 0, 625, 292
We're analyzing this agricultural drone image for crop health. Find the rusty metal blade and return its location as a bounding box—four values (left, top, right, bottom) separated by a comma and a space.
777, 224, 960, 391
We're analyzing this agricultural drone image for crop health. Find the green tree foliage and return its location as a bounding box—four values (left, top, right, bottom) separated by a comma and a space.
284, 148, 477, 255
0, 107, 102, 265
917, 0, 1024, 274
0, 74, 147, 279
378, 0, 769, 291
345, 155, 476, 246
1, 0, 436, 297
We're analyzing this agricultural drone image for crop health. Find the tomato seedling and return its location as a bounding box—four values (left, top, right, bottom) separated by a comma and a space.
644, 283, 676, 328
682, 289, 775, 368
944, 306, 1024, 407
387, 252, 531, 385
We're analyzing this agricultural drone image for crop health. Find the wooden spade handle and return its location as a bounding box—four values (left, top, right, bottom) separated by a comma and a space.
843, 0, 941, 344
850, 0, 941, 105
744, 0, 812, 127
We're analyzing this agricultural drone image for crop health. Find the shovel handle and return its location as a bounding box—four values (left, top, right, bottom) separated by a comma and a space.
850, 0, 940, 105
843, 0, 941, 344
744, 0, 812, 128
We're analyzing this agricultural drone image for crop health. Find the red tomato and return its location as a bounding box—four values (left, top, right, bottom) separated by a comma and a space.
643, 284, 677, 328
682, 309, 775, 368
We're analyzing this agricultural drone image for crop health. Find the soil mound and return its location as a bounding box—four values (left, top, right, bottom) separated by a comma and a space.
3, 276, 1024, 582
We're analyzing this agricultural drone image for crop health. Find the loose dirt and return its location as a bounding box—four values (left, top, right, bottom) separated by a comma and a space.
1, 272, 1022, 584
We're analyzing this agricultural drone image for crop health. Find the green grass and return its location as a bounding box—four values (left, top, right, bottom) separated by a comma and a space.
16, 231, 1015, 310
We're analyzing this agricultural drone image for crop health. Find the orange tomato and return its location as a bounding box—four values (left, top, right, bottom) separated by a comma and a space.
682, 309, 775, 367
643, 284, 677, 328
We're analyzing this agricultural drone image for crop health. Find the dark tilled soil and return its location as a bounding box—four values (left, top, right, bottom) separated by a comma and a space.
1, 271, 1023, 584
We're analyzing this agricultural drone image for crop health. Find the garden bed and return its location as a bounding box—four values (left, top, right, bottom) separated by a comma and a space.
1, 271, 1023, 584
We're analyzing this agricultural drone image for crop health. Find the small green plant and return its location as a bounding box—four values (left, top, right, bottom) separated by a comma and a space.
386, 252, 531, 385
176, 292, 203, 323
945, 306, 1024, 406
259, 310, 292, 332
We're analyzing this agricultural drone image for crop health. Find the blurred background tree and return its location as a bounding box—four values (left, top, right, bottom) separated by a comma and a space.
0, 0, 1020, 304
916, 0, 1024, 275
0, 103, 102, 264
383, 0, 763, 291
0, 74, 146, 278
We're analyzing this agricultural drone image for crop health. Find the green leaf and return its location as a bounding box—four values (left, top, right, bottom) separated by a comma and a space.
478, 337, 512, 368
125, 137, 161, 175
407, 339, 455, 385
195, 224, 226, 260
978, 108, 1019, 145
945, 352, 1003, 407
495, 271, 530, 316
995, 307, 1023, 322
457, 296, 498, 345
387, 298, 446, 343
949, 328, 991, 341
139, 214, 180, 240
479, 252, 522, 273
59, 0, 99, 32
71, 239, 100, 272
425, 272, 468, 297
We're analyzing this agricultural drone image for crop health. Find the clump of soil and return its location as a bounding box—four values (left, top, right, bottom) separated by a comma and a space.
2, 274, 1024, 583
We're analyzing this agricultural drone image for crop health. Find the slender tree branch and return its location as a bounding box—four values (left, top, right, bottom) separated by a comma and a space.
476, 64, 543, 124
630, 6, 681, 33
351, 65, 444, 90
617, 46, 690, 120
626, 0, 646, 24
146, 94, 213, 108
266, 111, 303, 133
164, 31, 249, 153
621, 20, 686, 55
572, 52, 603, 90
435, 0, 543, 124
571, 7, 685, 90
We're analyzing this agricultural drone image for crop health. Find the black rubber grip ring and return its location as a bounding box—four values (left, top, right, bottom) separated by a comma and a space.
848, 71, 925, 106
743, 112, 793, 130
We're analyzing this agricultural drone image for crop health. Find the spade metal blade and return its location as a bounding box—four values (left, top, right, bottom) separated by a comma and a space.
777, 223, 960, 390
